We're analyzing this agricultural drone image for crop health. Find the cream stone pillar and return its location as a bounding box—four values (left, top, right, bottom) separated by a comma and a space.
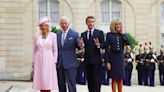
0, 0, 34, 80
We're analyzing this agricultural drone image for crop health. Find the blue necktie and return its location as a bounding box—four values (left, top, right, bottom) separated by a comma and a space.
61, 32, 66, 46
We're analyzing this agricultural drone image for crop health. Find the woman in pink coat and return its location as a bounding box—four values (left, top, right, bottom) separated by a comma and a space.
32, 17, 59, 92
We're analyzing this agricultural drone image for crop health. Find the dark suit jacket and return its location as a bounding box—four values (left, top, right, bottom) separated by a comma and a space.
57, 29, 80, 69
81, 28, 105, 64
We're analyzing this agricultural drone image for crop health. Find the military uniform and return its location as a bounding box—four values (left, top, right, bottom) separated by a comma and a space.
76, 49, 86, 85
142, 52, 149, 86
157, 49, 164, 85
123, 48, 133, 86
135, 52, 145, 85
147, 51, 156, 86
101, 50, 109, 85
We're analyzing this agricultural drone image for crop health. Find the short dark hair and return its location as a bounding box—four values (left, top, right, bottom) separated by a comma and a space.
86, 16, 95, 23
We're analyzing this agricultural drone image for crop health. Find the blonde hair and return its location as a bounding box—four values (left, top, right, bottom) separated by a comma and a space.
110, 19, 123, 33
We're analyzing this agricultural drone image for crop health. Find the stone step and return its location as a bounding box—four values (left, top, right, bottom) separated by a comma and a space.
8, 85, 28, 92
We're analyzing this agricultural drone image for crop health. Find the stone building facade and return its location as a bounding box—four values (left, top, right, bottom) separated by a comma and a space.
0, 0, 164, 84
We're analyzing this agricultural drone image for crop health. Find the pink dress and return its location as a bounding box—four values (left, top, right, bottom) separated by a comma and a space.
32, 32, 58, 91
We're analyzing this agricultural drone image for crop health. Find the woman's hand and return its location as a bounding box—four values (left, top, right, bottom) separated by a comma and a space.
106, 63, 111, 70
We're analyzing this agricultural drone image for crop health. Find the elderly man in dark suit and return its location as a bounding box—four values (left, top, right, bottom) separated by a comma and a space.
81, 16, 105, 92
56, 16, 83, 92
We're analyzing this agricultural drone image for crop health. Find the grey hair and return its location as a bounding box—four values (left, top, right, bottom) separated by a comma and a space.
60, 16, 70, 24
110, 19, 123, 33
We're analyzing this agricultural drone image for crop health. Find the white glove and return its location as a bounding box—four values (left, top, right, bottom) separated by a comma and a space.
152, 54, 157, 59
140, 61, 143, 64
128, 58, 132, 62
150, 59, 155, 63
81, 58, 84, 62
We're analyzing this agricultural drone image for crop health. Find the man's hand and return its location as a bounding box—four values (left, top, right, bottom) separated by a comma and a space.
94, 37, 100, 46
79, 37, 84, 49
106, 63, 111, 70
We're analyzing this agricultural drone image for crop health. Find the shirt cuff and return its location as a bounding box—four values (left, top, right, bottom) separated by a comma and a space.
97, 43, 100, 48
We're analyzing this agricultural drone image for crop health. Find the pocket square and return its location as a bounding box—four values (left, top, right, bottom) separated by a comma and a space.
69, 37, 73, 40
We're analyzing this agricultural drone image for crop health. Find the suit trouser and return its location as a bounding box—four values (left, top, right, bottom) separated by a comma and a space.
148, 69, 155, 86
102, 64, 109, 85
137, 69, 144, 85
85, 63, 102, 92
159, 69, 164, 85
76, 63, 86, 85
123, 68, 132, 86
143, 67, 149, 86
57, 65, 77, 92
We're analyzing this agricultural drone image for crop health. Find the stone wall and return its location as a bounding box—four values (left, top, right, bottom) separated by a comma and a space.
0, 0, 163, 84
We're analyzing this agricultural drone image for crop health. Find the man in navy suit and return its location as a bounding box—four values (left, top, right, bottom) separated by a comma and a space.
56, 16, 83, 92
81, 16, 105, 92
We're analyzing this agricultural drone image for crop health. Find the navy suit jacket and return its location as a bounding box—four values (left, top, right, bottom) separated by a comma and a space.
57, 29, 80, 69
81, 28, 105, 64
105, 32, 131, 63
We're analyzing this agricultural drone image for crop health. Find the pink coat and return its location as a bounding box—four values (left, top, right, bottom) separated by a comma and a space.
32, 32, 59, 91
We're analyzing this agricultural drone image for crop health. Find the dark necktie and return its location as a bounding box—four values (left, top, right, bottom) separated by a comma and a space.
89, 30, 92, 40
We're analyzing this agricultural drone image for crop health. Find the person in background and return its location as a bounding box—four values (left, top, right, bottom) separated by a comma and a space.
142, 45, 149, 86
56, 16, 83, 92
149, 42, 153, 49
81, 16, 105, 92
123, 46, 133, 86
76, 48, 86, 85
32, 16, 59, 92
157, 45, 164, 85
101, 49, 109, 85
105, 19, 131, 92
147, 47, 156, 86
135, 47, 144, 85
144, 42, 148, 53
138, 44, 142, 54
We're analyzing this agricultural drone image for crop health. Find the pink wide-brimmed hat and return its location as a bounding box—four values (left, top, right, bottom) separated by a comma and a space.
38, 16, 50, 26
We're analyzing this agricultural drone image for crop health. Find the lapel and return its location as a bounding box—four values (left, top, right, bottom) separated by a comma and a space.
92, 29, 97, 38
83, 31, 87, 41
38, 34, 43, 46
44, 32, 50, 44
63, 29, 71, 46
58, 31, 62, 47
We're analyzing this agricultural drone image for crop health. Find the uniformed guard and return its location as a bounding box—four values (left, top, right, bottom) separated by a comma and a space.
76, 49, 86, 85
142, 46, 149, 86
147, 47, 156, 86
157, 45, 164, 85
123, 46, 133, 86
138, 44, 142, 54
144, 42, 149, 52
135, 44, 145, 85
149, 42, 153, 50
101, 49, 109, 85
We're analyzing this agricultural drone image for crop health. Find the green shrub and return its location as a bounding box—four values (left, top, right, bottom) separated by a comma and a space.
126, 33, 138, 53
51, 26, 61, 33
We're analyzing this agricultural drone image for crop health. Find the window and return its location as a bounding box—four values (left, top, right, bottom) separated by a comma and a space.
39, 0, 59, 24
101, 0, 121, 24
161, 34, 164, 45
161, 3, 164, 20
160, 3, 164, 45
160, 3, 164, 33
